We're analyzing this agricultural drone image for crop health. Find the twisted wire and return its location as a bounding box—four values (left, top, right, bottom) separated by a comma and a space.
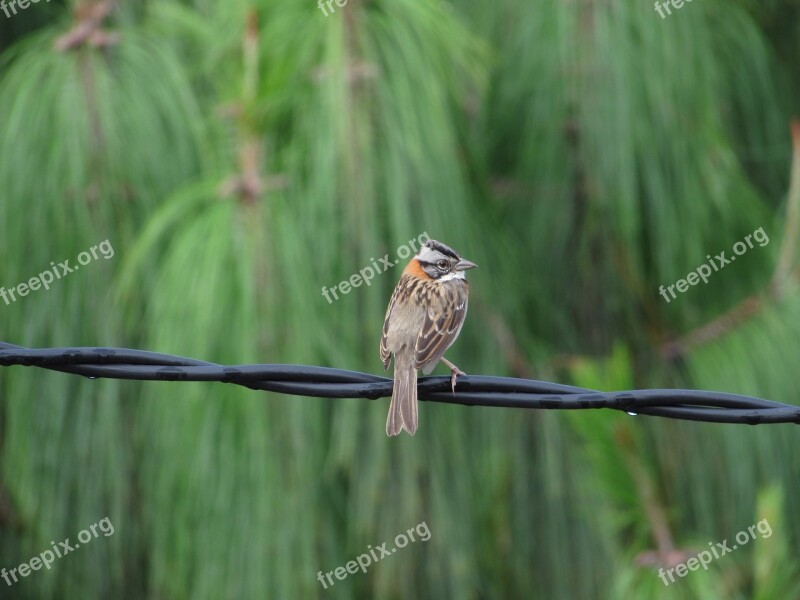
0, 342, 797, 425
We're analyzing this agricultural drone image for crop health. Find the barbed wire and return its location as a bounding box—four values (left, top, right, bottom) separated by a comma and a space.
0, 341, 797, 425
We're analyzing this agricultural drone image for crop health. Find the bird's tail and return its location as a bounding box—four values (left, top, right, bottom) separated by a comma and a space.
386, 364, 418, 436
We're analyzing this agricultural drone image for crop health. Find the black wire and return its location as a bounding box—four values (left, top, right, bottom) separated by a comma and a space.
0, 341, 798, 425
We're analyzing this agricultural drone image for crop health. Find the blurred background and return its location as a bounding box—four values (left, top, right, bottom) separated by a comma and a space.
1, 0, 800, 598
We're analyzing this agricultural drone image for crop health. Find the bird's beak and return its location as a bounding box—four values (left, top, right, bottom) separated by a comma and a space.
455, 258, 477, 271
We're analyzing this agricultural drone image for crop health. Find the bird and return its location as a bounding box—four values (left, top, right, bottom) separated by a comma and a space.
380, 239, 477, 436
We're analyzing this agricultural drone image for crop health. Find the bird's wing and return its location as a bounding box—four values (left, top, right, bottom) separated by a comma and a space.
380, 279, 408, 369
414, 283, 468, 372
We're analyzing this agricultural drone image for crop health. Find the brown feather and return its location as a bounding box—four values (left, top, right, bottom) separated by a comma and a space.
386, 361, 418, 436
402, 257, 431, 279
415, 280, 469, 373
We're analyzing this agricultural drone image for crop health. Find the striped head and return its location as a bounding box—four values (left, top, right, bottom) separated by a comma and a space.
403, 240, 477, 281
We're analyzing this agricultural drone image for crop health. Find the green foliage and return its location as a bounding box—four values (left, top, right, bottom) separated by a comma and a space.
1, 0, 799, 598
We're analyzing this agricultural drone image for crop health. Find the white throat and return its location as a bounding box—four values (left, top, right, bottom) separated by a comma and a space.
439, 270, 466, 282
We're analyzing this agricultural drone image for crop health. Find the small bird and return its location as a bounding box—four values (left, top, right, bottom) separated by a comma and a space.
380, 240, 477, 436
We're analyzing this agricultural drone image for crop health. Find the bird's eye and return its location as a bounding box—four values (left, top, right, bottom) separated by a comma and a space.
437, 260, 449, 270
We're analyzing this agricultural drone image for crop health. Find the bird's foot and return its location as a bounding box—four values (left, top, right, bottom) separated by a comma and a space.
441, 357, 466, 394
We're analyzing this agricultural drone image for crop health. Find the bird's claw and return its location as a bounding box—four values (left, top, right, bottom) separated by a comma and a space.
449, 367, 466, 394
